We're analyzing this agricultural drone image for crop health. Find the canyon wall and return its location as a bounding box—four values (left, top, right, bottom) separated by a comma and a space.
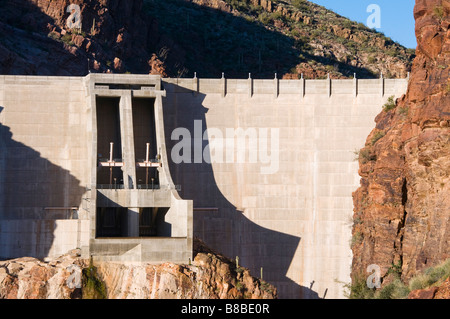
351, 0, 450, 285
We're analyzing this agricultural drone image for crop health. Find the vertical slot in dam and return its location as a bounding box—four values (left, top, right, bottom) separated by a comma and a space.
132, 97, 159, 188
96, 96, 123, 186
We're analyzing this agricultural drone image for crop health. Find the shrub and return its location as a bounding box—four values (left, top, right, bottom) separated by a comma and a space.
355, 147, 377, 164
350, 231, 363, 248
433, 6, 445, 20
342, 20, 353, 29
375, 279, 409, 299
386, 49, 398, 57
47, 31, 60, 41
345, 273, 376, 299
61, 33, 73, 45
260, 280, 274, 294
258, 12, 272, 24
82, 258, 107, 299
345, 258, 450, 299
291, 0, 309, 11
371, 130, 385, 145
270, 11, 284, 22
73, 28, 86, 37
409, 259, 450, 291
382, 96, 396, 112
398, 106, 409, 116
367, 55, 377, 64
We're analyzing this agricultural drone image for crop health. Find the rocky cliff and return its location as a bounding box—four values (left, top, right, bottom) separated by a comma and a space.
351, 0, 450, 294
146, 0, 414, 78
0, 0, 161, 75
0, 0, 414, 78
0, 239, 276, 299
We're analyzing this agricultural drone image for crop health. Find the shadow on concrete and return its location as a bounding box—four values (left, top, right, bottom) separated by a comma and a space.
0, 106, 85, 260
161, 85, 321, 299
94, 191, 172, 238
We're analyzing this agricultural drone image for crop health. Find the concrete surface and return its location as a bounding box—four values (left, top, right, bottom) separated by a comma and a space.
0, 74, 408, 299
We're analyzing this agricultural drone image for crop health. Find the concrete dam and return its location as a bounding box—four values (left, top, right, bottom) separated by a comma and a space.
0, 74, 408, 298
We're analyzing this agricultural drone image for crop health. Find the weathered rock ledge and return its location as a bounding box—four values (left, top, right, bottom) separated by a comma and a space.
0, 239, 276, 299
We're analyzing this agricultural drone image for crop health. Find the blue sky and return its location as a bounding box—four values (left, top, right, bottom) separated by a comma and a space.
308, 0, 417, 49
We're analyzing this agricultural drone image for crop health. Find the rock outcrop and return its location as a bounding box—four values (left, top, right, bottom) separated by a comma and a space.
351, 0, 450, 289
0, 239, 276, 299
0, 0, 413, 78
0, 0, 161, 75
0, 250, 85, 299
187, 0, 414, 78
408, 277, 450, 299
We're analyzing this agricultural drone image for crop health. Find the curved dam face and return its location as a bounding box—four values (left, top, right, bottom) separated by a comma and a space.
0, 74, 408, 299
162, 76, 408, 299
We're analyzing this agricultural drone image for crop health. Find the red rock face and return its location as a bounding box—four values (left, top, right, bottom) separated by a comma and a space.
0, 0, 161, 75
351, 0, 450, 287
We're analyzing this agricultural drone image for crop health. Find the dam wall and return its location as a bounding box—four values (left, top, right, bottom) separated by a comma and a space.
0, 74, 408, 298
162, 76, 408, 298
0, 75, 91, 259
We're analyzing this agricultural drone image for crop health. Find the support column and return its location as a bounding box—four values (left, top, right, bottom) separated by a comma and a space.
119, 91, 137, 189
127, 207, 140, 237
153, 92, 170, 187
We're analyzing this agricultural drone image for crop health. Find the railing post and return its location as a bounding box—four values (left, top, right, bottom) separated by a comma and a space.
353, 73, 358, 98
221, 72, 226, 98
301, 73, 305, 98
274, 73, 279, 98
248, 73, 253, 98
193, 72, 198, 96
327, 73, 331, 97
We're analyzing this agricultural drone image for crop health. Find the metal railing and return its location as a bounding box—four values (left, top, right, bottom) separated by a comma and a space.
136, 158, 160, 163
97, 184, 125, 190
137, 184, 160, 190
95, 184, 181, 191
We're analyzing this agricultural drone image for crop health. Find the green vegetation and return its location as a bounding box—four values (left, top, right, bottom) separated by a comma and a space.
345, 258, 450, 299
350, 231, 363, 248
398, 106, 409, 116
291, 0, 309, 11
433, 6, 445, 20
367, 55, 377, 64
382, 95, 397, 112
82, 258, 107, 299
47, 31, 59, 41
344, 273, 376, 299
354, 147, 377, 164
260, 280, 275, 294
142, 0, 413, 78
72, 28, 86, 37
409, 259, 450, 291
371, 130, 385, 145
61, 33, 74, 46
